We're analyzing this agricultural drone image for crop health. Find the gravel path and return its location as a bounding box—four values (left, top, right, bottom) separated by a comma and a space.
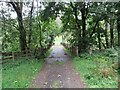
30, 45, 86, 88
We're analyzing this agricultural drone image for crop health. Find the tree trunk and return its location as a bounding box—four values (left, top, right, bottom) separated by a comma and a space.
37, 1, 42, 48
90, 19, 100, 38
9, 2, 27, 51
117, 2, 120, 47
28, 2, 34, 49
104, 21, 109, 48
1, 10, 6, 51
81, 10, 86, 49
97, 23, 101, 50
17, 12, 27, 51
81, 3, 86, 39
70, 2, 82, 54
110, 21, 114, 48
80, 3, 86, 50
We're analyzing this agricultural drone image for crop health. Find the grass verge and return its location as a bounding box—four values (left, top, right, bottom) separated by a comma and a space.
2, 58, 44, 88
2, 47, 52, 88
72, 52, 118, 88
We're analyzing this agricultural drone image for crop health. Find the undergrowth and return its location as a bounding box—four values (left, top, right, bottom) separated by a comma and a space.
2, 58, 44, 88
2, 47, 52, 88
72, 48, 118, 88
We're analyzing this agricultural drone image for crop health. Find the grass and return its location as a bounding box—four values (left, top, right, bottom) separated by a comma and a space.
72, 51, 118, 88
2, 47, 52, 88
2, 58, 44, 88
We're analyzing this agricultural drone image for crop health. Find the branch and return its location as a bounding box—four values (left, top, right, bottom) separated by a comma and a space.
90, 20, 99, 37
28, 1, 34, 17
8, 2, 18, 13
90, 18, 101, 38
70, 2, 81, 30
70, 2, 75, 10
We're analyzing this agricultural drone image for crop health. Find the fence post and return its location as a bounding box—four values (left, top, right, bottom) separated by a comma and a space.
1, 52, 4, 60
12, 52, 14, 61
26, 50, 28, 57
76, 46, 78, 56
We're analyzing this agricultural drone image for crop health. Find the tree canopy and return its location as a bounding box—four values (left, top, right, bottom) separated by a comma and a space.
0, 1, 120, 54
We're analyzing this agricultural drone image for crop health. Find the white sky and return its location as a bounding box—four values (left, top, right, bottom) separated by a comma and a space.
55, 17, 62, 28
1, 0, 119, 19
11, 12, 17, 19
0, 1, 45, 19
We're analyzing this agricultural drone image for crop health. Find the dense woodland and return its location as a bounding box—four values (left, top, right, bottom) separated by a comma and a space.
0, 2, 120, 52
0, 1, 120, 88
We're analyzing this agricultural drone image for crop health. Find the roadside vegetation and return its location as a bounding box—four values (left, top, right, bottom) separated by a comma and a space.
2, 45, 53, 88
72, 48, 119, 88
0, 1, 120, 88
2, 58, 43, 88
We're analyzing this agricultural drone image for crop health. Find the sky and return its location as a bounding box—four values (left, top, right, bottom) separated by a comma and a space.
0, 1, 62, 29
0, 0, 119, 19
0, 1, 45, 19
0, 2, 17, 19
55, 17, 62, 29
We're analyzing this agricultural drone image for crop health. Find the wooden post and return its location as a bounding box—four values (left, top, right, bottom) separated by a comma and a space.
72, 46, 78, 56
76, 46, 78, 56
88, 47, 92, 55
12, 52, 14, 61
25, 47, 28, 57
1, 52, 3, 60
26, 49, 28, 57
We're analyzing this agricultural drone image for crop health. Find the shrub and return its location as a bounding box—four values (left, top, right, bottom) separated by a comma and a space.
104, 48, 118, 57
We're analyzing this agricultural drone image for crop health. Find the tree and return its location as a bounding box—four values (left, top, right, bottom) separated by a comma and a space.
106, 3, 117, 48
110, 20, 114, 48
1, 1, 119, 55
104, 21, 109, 48
9, 2, 27, 51
97, 22, 101, 50
70, 2, 82, 53
117, 2, 120, 47
28, 1, 34, 49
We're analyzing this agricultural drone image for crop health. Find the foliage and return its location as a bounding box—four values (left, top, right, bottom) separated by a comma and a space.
60, 2, 119, 52
0, 1, 120, 88
2, 58, 44, 88
72, 52, 118, 88
0, 1, 119, 53
103, 48, 118, 57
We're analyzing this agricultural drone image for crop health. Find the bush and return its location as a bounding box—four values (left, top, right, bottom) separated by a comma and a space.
72, 52, 118, 88
104, 48, 118, 57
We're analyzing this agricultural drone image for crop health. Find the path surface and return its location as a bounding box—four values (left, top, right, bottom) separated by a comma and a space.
30, 45, 85, 88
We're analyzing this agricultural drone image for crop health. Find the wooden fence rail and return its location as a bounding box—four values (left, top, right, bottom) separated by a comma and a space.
0, 47, 45, 64
0, 43, 53, 64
